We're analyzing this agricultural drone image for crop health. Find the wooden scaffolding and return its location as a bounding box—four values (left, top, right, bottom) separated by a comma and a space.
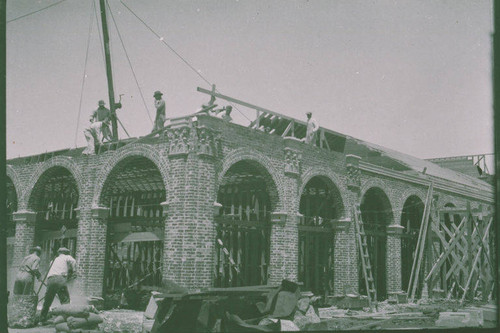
408, 202, 495, 303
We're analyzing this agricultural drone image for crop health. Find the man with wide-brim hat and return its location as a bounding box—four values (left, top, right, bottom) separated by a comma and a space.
152, 90, 166, 133
40, 247, 77, 322
13, 246, 42, 295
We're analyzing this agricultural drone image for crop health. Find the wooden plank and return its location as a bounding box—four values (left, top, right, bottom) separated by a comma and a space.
408, 182, 433, 300
460, 217, 493, 304
281, 120, 294, 137
425, 214, 468, 283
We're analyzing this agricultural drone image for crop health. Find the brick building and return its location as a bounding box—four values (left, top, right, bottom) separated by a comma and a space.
6, 110, 494, 301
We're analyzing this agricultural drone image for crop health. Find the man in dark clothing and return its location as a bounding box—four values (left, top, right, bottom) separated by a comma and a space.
152, 91, 166, 132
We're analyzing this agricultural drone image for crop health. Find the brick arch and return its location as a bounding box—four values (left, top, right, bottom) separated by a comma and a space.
7, 165, 22, 208
217, 148, 283, 210
397, 188, 426, 213
359, 180, 395, 225
360, 178, 391, 200
21, 156, 84, 209
92, 144, 169, 206
299, 167, 348, 218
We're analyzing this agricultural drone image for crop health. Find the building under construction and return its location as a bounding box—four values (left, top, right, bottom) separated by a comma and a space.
6, 89, 495, 306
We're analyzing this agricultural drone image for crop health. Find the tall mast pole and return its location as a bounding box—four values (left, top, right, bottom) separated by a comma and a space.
99, 0, 118, 141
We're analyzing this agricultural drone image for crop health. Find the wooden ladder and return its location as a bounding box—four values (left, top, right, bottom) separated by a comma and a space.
353, 205, 377, 311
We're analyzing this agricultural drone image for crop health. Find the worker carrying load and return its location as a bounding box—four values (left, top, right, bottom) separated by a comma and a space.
13, 246, 42, 295
83, 100, 113, 155
39, 247, 77, 323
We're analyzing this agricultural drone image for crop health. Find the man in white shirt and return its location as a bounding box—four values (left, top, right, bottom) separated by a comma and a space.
305, 112, 319, 145
40, 247, 77, 322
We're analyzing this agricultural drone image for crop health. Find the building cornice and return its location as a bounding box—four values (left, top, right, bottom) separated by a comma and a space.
359, 161, 494, 203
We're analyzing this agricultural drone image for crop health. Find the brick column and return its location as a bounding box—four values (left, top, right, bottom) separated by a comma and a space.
162, 123, 217, 290
386, 224, 404, 293
268, 145, 300, 285
75, 206, 109, 297
12, 211, 37, 269
333, 155, 361, 295
333, 211, 358, 295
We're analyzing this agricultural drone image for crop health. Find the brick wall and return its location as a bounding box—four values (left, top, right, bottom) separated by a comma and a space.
6, 115, 493, 299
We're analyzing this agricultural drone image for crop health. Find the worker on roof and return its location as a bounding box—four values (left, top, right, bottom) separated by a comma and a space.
152, 90, 166, 133
305, 111, 319, 145
13, 246, 41, 295
92, 100, 112, 142
83, 100, 112, 155
40, 247, 77, 323
216, 105, 233, 122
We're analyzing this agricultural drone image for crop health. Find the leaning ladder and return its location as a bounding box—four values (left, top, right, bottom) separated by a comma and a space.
353, 205, 377, 311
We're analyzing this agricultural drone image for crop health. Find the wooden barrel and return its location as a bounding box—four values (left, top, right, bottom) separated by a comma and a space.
8, 294, 38, 328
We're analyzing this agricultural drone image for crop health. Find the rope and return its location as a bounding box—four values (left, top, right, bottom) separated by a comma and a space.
119, 0, 251, 122
74, 0, 96, 147
7, 0, 67, 23
106, 0, 153, 124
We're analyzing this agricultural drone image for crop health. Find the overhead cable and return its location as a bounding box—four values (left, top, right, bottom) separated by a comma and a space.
106, 0, 153, 124
119, 0, 251, 122
7, 0, 67, 23
74, 0, 96, 147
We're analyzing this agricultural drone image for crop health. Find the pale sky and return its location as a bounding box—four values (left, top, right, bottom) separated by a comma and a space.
6, 0, 494, 166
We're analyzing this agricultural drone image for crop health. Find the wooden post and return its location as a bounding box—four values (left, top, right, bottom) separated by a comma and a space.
99, 0, 118, 141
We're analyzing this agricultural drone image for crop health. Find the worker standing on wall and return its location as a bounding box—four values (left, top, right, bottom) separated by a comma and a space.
152, 90, 166, 132
39, 247, 77, 322
305, 112, 319, 145
92, 100, 112, 142
13, 246, 41, 295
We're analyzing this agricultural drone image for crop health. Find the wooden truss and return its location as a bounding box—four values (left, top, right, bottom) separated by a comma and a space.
423, 206, 495, 303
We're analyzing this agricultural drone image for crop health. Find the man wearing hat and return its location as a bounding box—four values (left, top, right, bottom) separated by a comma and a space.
152, 90, 166, 133
13, 246, 42, 295
92, 100, 112, 142
305, 112, 319, 145
40, 247, 77, 322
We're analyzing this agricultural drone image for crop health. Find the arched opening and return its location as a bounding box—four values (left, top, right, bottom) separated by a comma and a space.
298, 176, 344, 295
6, 177, 18, 271
400, 195, 424, 295
360, 187, 393, 300
100, 156, 166, 297
28, 167, 79, 274
215, 160, 277, 287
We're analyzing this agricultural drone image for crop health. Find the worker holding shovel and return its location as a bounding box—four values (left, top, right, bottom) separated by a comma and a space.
39, 247, 77, 323
13, 246, 42, 295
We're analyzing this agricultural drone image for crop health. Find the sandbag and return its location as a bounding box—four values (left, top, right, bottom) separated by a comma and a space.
51, 304, 94, 318
53, 315, 66, 324
86, 313, 103, 325
55, 322, 71, 332
67, 316, 88, 329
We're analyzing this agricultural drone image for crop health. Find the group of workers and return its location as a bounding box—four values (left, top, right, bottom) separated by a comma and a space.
13, 246, 77, 323
82, 90, 319, 154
